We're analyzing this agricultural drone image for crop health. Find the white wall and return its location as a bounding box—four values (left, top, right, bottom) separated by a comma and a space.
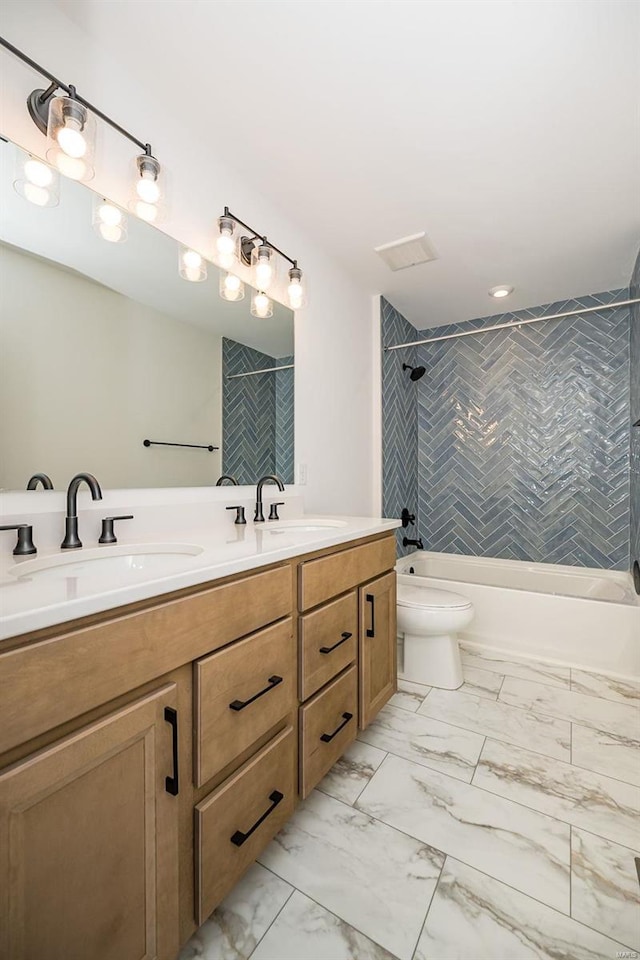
0, 244, 222, 489
0, 1, 380, 516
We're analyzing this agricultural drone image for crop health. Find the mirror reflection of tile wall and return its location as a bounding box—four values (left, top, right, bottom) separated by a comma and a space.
222, 338, 294, 484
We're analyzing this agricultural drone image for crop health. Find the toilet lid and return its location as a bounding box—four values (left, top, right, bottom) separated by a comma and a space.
397, 582, 472, 611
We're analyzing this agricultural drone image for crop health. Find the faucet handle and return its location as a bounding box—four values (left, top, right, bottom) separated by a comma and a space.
268, 502, 285, 521
99, 515, 134, 544
226, 505, 247, 525
0, 524, 37, 556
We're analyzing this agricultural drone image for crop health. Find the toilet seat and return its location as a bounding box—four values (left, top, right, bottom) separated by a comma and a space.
397, 582, 472, 612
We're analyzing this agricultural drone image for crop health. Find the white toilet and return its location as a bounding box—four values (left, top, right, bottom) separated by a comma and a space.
397, 579, 474, 689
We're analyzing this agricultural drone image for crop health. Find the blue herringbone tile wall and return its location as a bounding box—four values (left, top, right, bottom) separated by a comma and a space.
275, 356, 294, 482
222, 339, 294, 484
381, 298, 420, 556
415, 291, 631, 570
630, 250, 640, 579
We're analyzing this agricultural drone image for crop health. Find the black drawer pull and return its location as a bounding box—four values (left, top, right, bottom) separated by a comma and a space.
320, 711, 353, 743
230, 790, 284, 847
366, 593, 375, 637
319, 631, 352, 654
164, 707, 179, 796
229, 675, 283, 711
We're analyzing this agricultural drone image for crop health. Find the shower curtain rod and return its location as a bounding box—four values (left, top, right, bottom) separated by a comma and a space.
384, 298, 640, 351
226, 364, 294, 379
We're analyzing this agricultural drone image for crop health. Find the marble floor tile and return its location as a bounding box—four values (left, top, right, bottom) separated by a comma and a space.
473, 738, 640, 848
570, 668, 640, 706
414, 857, 628, 960
571, 828, 640, 951
178, 863, 293, 960
500, 677, 640, 739
358, 703, 484, 783
418, 688, 571, 761
459, 665, 504, 700
258, 790, 444, 960
572, 723, 640, 787
250, 891, 398, 960
317, 741, 386, 805
356, 754, 570, 912
388, 679, 431, 713
460, 646, 570, 688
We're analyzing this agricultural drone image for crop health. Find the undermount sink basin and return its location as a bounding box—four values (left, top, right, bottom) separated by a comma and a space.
9, 543, 204, 581
267, 519, 348, 532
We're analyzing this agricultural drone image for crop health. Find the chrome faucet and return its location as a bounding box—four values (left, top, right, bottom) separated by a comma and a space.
27, 473, 54, 490
61, 473, 103, 549
254, 474, 285, 522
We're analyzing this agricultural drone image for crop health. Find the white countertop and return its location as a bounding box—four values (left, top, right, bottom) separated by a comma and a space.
0, 515, 400, 641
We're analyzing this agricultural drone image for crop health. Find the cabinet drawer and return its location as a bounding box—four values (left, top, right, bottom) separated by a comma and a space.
194, 619, 294, 787
299, 665, 357, 798
299, 593, 357, 700
195, 725, 296, 923
298, 536, 396, 611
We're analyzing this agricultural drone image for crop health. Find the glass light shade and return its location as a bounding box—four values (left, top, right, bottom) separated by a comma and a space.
250, 290, 273, 319
13, 152, 59, 207
286, 268, 307, 310
219, 270, 245, 302
46, 95, 96, 181
130, 153, 163, 223
92, 196, 128, 243
179, 247, 207, 282
251, 243, 276, 291
216, 215, 237, 269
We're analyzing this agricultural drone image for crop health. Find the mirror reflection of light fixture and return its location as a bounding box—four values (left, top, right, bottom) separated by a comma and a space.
287, 265, 307, 310
251, 243, 276, 291
179, 247, 207, 282
251, 290, 273, 319
92, 196, 127, 243
219, 270, 245, 302
216, 215, 237, 269
131, 151, 163, 223
13, 151, 59, 207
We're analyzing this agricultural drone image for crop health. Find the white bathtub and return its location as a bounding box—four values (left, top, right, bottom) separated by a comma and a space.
396, 551, 640, 680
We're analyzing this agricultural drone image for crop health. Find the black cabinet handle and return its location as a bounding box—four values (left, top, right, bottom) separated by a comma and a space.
230, 790, 284, 846
164, 707, 179, 796
366, 593, 375, 638
319, 631, 352, 654
320, 712, 353, 743
229, 675, 283, 711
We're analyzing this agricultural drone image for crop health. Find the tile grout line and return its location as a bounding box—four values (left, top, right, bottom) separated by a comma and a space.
409, 856, 447, 960
569, 824, 572, 919
351, 750, 390, 808
245, 881, 296, 960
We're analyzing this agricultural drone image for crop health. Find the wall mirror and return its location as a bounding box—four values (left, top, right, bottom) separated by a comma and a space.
0, 138, 294, 491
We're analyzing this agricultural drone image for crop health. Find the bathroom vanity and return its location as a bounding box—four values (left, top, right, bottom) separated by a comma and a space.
0, 524, 397, 960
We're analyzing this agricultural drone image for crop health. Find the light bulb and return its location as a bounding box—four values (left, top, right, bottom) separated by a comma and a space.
24, 159, 53, 187
217, 233, 235, 256
136, 173, 160, 204
488, 285, 514, 299
57, 122, 87, 159
99, 222, 125, 243
287, 282, 303, 308
251, 291, 273, 319
179, 247, 207, 281
135, 200, 159, 223
23, 183, 51, 206
54, 153, 88, 181
97, 202, 123, 227
255, 260, 273, 290
224, 273, 241, 293
219, 270, 245, 301
182, 250, 202, 270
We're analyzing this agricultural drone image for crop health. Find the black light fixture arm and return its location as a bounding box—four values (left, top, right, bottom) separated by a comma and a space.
223, 206, 299, 269
0, 35, 152, 154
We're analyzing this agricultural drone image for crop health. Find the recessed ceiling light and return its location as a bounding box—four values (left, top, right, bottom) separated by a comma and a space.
489, 285, 514, 299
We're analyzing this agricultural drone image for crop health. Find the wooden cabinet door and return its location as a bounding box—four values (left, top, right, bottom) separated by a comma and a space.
0, 684, 179, 960
358, 572, 397, 729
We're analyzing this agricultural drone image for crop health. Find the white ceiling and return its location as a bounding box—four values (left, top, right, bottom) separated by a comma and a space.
55, 0, 640, 328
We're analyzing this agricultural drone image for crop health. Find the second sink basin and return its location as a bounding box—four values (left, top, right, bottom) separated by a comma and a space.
9, 543, 204, 581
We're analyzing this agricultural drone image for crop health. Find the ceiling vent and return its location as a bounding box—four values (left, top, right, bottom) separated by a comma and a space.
374, 232, 438, 272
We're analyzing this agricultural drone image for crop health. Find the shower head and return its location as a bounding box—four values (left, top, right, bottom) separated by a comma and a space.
402, 363, 426, 382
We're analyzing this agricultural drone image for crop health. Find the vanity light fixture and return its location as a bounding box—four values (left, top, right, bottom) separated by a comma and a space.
216, 206, 306, 310
179, 247, 207, 282
45, 89, 96, 181
219, 270, 245, 302
13, 151, 59, 207
92, 196, 128, 243
251, 290, 273, 319
488, 285, 514, 299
